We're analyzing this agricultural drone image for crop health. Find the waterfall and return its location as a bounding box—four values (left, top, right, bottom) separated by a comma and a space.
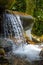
0, 12, 25, 45
0, 12, 43, 63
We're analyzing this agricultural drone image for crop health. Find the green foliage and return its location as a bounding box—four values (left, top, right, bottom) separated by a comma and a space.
32, 17, 43, 36
33, 0, 43, 17
32, 0, 43, 36
26, 0, 35, 15
11, 0, 26, 12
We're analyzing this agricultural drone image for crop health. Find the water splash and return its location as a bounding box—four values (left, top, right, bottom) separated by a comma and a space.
13, 43, 42, 62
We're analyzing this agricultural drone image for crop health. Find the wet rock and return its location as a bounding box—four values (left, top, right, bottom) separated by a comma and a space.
0, 38, 12, 52
13, 55, 31, 65
32, 49, 43, 65
32, 60, 43, 65
0, 38, 13, 65
13, 55, 43, 65
39, 49, 43, 58
20, 15, 34, 30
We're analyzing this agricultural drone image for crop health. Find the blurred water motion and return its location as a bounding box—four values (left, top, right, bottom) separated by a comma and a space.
0, 11, 43, 65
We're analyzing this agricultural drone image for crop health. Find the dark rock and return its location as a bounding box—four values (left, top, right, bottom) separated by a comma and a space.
39, 49, 43, 58
0, 38, 13, 65
13, 55, 31, 65
20, 15, 34, 30
32, 60, 43, 65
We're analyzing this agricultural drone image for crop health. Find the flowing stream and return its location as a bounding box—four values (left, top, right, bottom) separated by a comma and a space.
0, 12, 43, 64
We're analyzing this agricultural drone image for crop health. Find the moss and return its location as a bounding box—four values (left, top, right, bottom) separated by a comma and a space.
32, 18, 43, 36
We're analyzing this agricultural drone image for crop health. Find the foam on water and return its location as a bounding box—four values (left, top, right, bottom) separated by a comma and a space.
13, 43, 43, 62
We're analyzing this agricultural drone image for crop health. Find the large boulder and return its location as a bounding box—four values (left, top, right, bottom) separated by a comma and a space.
20, 15, 34, 30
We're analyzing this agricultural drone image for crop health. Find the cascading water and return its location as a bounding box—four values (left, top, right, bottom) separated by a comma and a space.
1, 12, 25, 45
0, 12, 43, 64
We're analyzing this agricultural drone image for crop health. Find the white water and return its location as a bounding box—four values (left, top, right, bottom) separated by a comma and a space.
26, 29, 32, 40
13, 43, 42, 62
3, 13, 25, 45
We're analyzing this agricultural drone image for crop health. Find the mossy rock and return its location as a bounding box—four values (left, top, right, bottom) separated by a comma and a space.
0, 0, 15, 9
0, 49, 5, 55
